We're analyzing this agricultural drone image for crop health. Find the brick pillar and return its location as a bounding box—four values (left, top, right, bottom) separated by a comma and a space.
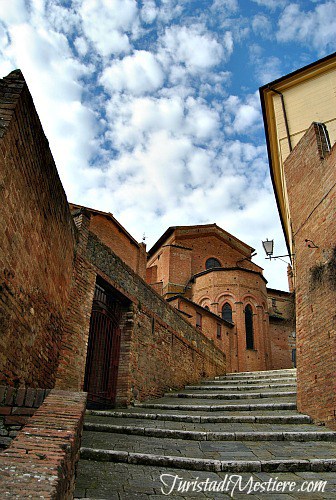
211, 301, 219, 315
55, 209, 96, 390
115, 307, 135, 407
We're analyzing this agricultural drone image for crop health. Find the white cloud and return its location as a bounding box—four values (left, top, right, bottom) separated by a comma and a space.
185, 98, 220, 140
211, 0, 239, 13
100, 50, 164, 95
141, 0, 158, 24
251, 0, 288, 9
74, 37, 89, 57
249, 44, 282, 84
277, 2, 336, 53
224, 93, 262, 134
0, 0, 28, 24
78, 0, 139, 56
160, 25, 228, 73
252, 14, 272, 37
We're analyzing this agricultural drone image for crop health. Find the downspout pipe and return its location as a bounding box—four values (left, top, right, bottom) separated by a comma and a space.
269, 86, 292, 153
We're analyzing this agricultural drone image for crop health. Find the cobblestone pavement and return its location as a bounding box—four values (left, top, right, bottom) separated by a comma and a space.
75, 369, 336, 499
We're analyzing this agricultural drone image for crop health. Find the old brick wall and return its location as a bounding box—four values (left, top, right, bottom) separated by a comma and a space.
0, 70, 77, 388
167, 295, 233, 356
284, 123, 336, 429
86, 233, 226, 405
73, 209, 147, 279
0, 386, 50, 448
267, 289, 295, 370
0, 390, 86, 499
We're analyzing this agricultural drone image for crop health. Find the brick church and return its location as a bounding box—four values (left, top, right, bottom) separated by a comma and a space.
147, 224, 294, 373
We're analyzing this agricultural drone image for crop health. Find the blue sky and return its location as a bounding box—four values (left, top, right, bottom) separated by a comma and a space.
0, 0, 335, 289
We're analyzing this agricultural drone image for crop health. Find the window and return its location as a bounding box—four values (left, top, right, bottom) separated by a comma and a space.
204, 305, 210, 311
205, 257, 221, 270
217, 324, 222, 339
196, 312, 202, 329
222, 302, 232, 323
245, 304, 254, 350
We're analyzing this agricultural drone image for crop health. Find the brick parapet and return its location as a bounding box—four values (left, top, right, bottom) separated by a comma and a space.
0, 389, 87, 499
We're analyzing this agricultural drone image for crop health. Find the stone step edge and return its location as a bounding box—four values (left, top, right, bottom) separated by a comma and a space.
134, 403, 297, 412
188, 383, 297, 391
224, 369, 296, 376
216, 374, 296, 381
83, 423, 336, 442
164, 392, 297, 399
86, 411, 312, 424
80, 448, 336, 473
205, 377, 296, 383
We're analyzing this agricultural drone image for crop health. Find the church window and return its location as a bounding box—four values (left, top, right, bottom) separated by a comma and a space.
245, 304, 254, 350
206, 257, 221, 270
222, 302, 232, 323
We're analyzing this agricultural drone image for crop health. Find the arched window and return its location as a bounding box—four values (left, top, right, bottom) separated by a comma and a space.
245, 304, 254, 350
205, 257, 221, 270
222, 303, 232, 323
204, 305, 210, 311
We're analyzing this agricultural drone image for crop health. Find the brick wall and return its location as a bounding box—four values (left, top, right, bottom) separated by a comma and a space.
267, 289, 295, 370
167, 295, 233, 356
73, 209, 147, 279
0, 70, 77, 388
0, 390, 87, 499
0, 386, 50, 448
86, 233, 226, 405
283, 123, 336, 429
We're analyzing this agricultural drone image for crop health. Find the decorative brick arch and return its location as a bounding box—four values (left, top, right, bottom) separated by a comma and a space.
199, 297, 211, 310
241, 294, 259, 311
216, 293, 236, 308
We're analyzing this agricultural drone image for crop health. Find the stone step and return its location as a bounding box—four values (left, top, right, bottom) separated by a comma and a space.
216, 372, 296, 381
83, 422, 336, 442
163, 391, 297, 399
224, 369, 296, 377
80, 431, 336, 471
134, 401, 297, 412
187, 382, 297, 391
202, 376, 296, 385
76, 366, 336, 497
86, 410, 312, 424
79, 447, 336, 473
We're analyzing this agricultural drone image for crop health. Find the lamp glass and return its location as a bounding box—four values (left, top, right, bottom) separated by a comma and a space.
262, 239, 274, 256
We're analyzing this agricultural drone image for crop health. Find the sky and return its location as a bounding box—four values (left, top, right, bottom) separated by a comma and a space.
0, 0, 335, 290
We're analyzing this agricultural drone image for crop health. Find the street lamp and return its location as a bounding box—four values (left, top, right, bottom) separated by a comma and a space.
262, 239, 274, 258
262, 238, 294, 261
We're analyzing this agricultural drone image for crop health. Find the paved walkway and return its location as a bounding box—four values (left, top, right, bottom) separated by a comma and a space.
75, 369, 336, 498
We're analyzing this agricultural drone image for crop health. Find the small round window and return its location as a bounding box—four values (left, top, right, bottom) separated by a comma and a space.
205, 258, 221, 270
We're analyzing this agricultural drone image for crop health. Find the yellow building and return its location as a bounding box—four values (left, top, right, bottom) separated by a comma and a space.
259, 52, 336, 254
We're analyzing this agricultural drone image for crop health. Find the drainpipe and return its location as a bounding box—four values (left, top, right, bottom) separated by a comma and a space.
269, 86, 292, 153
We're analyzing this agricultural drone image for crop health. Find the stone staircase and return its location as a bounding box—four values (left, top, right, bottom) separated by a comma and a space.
75, 369, 336, 498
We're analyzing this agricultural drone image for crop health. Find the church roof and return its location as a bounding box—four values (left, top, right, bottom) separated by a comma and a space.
148, 223, 254, 258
